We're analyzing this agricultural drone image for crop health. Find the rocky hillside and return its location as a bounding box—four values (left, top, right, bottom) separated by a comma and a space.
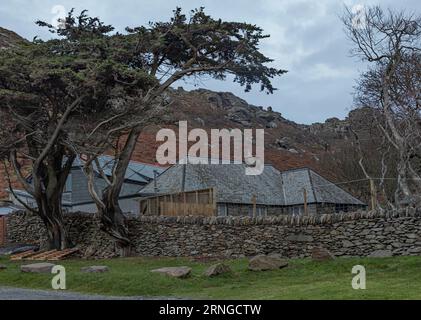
126, 86, 380, 205
130, 87, 371, 184
134, 87, 330, 169
0, 27, 26, 50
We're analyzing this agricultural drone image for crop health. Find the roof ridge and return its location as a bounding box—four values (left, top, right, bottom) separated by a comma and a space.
99, 155, 168, 168
308, 170, 365, 205
307, 168, 318, 203
279, 166, 312, 173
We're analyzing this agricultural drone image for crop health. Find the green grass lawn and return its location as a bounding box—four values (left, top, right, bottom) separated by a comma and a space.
0, 255, 421, 299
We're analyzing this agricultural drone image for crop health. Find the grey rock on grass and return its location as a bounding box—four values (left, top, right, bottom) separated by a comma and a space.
311, 247, 335, 261
151, 266, 192, 278
248, 255, 288, 271
21, 263, 55, 273
204, 263, 231, 277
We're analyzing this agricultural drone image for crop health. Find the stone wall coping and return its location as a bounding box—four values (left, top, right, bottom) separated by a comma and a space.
135, 208, 421, 226
9, 207, 421, 227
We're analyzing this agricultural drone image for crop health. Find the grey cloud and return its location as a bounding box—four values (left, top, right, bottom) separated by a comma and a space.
0, 0, 420, 123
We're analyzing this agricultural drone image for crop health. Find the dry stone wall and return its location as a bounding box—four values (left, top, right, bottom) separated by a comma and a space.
5, 208, 421, 259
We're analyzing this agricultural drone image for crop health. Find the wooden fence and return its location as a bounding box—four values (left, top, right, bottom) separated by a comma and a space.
0, 216, 6, 246
139, 188, 217, 217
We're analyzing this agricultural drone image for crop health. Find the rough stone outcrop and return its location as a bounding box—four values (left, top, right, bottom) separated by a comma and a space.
0, 27, 26, 50
151, 266, 192, 278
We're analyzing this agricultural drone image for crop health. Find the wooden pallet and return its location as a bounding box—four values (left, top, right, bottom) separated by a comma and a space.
48, 248, 79, 260
10, 248, 79, 261
26, 250, 58, 260
10, 250, 36, 261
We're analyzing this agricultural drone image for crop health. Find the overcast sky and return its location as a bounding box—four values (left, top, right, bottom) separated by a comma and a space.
1, 0, 420, 124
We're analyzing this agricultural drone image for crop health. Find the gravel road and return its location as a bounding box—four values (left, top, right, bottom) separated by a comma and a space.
0, 286, 179, 300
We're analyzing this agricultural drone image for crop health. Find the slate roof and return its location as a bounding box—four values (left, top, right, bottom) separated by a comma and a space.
73, 155, 165, 184
0, 202, 21, 215
139, 164, 365, 206
10, 156, 166, 207
280, 168, 365, 206
140, 163, 286, 205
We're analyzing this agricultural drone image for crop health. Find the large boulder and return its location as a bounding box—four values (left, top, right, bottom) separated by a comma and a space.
151, 266, 192, 278
204, 263, 232, 277
80, 266, 109, 273
0, 264, 7, 270
311, 247, 335, 261
21, 263, 55, 273
248, 255, 288, 271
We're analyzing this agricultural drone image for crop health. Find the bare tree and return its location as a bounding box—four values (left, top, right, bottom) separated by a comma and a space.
342, 5, 421, 206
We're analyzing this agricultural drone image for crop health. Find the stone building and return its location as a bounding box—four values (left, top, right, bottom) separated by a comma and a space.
139, 163, 366, 216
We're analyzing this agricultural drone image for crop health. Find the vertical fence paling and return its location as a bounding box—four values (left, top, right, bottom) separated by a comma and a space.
140, 188, 217, 217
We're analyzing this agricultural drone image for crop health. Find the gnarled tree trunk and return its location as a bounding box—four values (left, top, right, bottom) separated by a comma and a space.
32, 152, 75, 250
99, 186, 131, 256
37, 195, 70, 250
86, 127, 142, 256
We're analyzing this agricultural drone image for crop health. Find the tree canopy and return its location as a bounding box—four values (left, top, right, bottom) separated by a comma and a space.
0, 7, 286, 251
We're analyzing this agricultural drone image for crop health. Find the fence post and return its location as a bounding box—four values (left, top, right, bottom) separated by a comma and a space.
370, 179, 377, 210
212, 188, 217, 216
